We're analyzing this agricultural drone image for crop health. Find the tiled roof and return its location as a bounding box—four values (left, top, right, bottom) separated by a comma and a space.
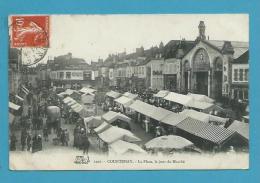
161, 112, 188, 126
206, 40, 249, 59
233, 50, 249, 64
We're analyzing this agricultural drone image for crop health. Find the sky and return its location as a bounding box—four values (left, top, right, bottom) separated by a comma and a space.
43, 14, 249, 64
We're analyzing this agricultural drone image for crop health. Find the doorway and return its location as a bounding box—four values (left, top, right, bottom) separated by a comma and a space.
195, 72, 208, 95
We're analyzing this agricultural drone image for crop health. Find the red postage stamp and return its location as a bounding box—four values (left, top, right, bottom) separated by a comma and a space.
11, 15, 49, 48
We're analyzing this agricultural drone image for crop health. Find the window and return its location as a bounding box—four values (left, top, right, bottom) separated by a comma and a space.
239, 90, 243, 100
234, 69, 238, 81
244, 90, 248, 100
59, 72, 64, 79
239, 69, 243, 81
66, 72, 71, 79
234, 90, 238, 99
245, 69, 249, 81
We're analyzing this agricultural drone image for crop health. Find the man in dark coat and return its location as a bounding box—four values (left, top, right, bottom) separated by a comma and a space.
21, 129, 27, 151
37, 135, 43, 151
32, 135, 37, 153
43, 127, 48, 142
10, 134, 17, 151
82, 135, 90, 155
26, 133, 32, 151
60, 130, 66, 146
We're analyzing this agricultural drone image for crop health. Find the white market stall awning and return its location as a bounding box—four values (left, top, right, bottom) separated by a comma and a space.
9, 102, 21, 110
122, 92, 138, 100
15, 95, 24, 101
79, 87, 96, 95
153, 90, 170, 98
94, 122, 112, 134
160, 112, 188, 126
150, 107, 173, 121
63, 97, 74, 104
164, 92, 192, 106
129, 100, 157, 118
186, 100, 214, 111
145, 135, 194, 150
71, 103, 84, 113
98, 126, 141, 144
67, 100, 77, 106
228, 120, 249, 140
180, 109, 228, 125
114, 96, 134, 107
102, 111, 131, 123
65, 89, 74, 95
187, 93, 215, 103
21, 85, 30, 95
106, 91, 121, 99
81, 94, 95, 104
109, 140, 146, 155
84, 116, 103, 129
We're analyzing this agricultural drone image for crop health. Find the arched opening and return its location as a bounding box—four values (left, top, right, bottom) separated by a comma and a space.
192, 48, 210, 95
213, 57, 223, 100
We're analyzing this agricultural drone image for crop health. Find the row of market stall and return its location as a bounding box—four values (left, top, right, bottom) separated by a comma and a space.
84, 110, 200, 155
104, 90, 249, 152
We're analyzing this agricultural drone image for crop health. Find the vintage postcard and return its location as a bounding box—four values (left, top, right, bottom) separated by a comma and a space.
8, 14, 249, 170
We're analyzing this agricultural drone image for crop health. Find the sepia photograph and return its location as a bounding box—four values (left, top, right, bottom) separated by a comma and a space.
8, 14, 249, 170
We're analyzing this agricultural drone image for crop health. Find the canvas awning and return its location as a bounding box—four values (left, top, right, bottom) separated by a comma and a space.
106, 91, 121, 99
79, 87, 96, 95
187, 93, 215, 103
65, 89, 74, 95
71, 103, 84, 113
9, 102, 20, 110
122, 92, 138, 100
153, 90, 170, 98
180, 109, 228, 125
228, 120, 249, 140
102, 111, 131, 123
15, 95, 24, 101
129, 100, 157, 118
164, 92, 192, 106
145, 135, 194, 150
98, 126, 141, 144
84, 116, 103, 129
160, 112, 188, 126
94, 122, 112, 134
176, 117, 235, 145
186, 100, 214, 110
63, 97, 74, 104
114, 96, 134, 107
81, 94, 95, 104
21, 85, 29, 95
150, 107, 173, 121
109, 140, 146, 154
176, 117, 210, 134
67, 100, 77, 106
195, 123, 235, 145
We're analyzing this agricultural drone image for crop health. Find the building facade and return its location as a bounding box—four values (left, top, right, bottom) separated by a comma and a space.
231, 50, 249, 102
180, 21, 248, 101
48, 53, 93, 88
